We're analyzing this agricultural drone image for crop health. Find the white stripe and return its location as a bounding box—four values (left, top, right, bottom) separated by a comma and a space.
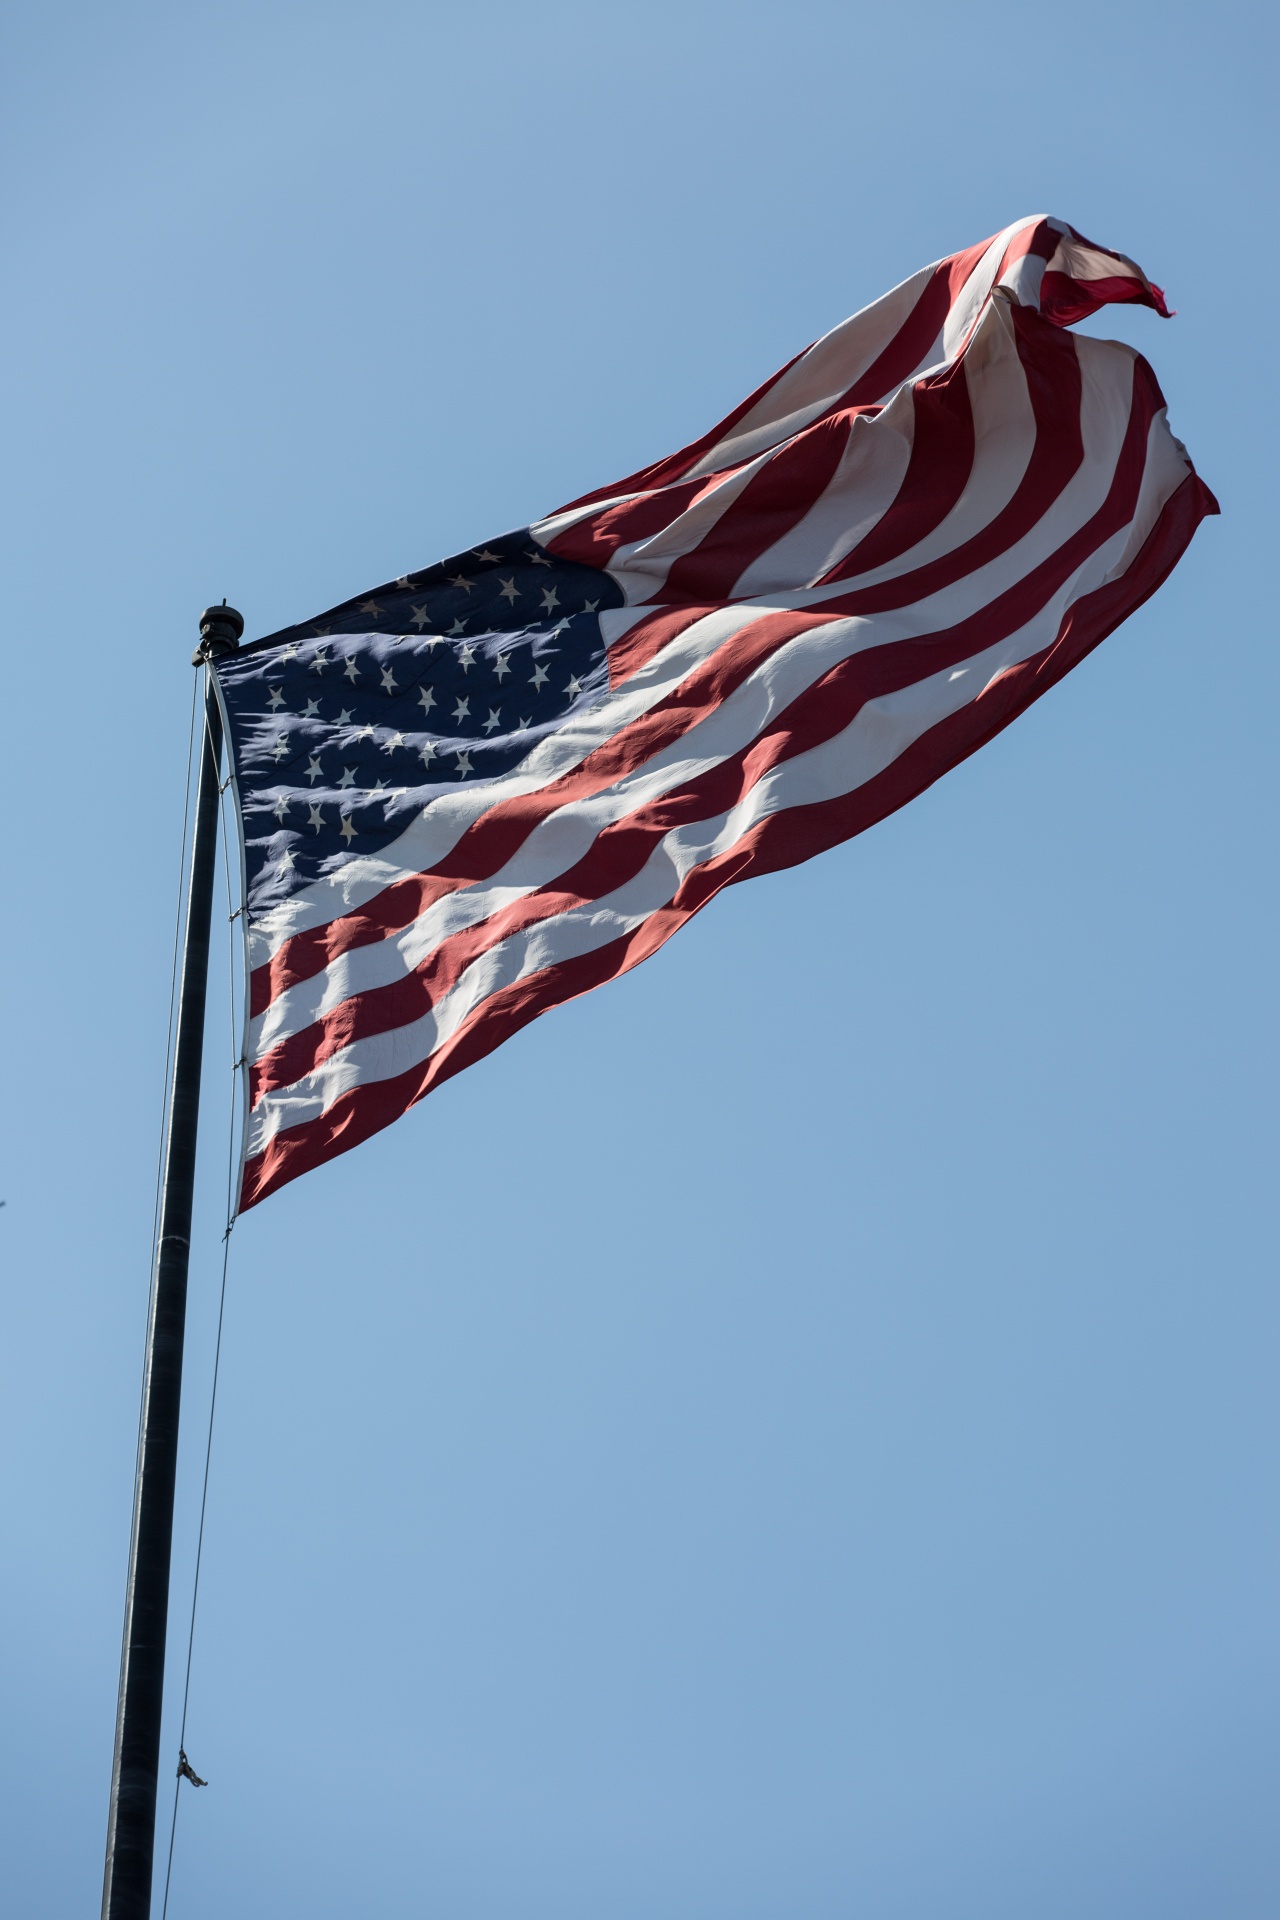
1000, 251, 1047, 310
1046, 234, 1146, 288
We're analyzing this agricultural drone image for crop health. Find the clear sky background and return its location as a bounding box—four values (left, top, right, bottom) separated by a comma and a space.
1, 3, 1276, 1915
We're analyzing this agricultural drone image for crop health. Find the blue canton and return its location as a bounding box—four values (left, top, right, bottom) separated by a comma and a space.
216, 531, 623, 920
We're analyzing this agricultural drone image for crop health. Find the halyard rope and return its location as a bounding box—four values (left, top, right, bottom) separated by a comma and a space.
109, 675, 198, 1873
160, 688, 246, 1917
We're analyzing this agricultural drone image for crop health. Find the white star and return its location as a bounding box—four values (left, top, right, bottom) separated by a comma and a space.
372, 778, 386, 792
518, 715, 531, 730
565, 674, 583, 697
474, 548, 501, 564
417, 686, 436, 715
526, 549, 552, 566
358, 599, 382, 617
336, 706, 353, 725
449, 573, 474, 593
483, 707, 501, 734
280, 643, 299, 662
447, 618, 467, 636
278, 847, 295, 872
583, 599, 600, 613
337, 766, 356, 789
309, 648, 330, 673
493, 652, 511, 681
539, 585, 560, 612
302, 696, 321, 718
272, 794, 290, 821
270, 736, 290, 762
339, 813, 357, 844
497, 577, 519, 603
357, 723, 375, 742
266, 686, 285, 711
418, 741, 437, 766
457, 642, 477, 671
452, 695, 470, 723
410, 604, 431, 630
380, 666, 398, 694
394, 575, 414, 589
305, 756, 323, 784
383, 731, 405, 753
344, 657, 360, 682
308, 803, 324, 833
455, 750, 473, 777
529, 662, 549, 690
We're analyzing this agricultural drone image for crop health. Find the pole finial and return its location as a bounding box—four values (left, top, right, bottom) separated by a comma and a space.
193, 603, 244, 666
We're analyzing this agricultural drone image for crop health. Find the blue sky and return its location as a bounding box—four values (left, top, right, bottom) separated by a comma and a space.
1, 2, 1276, 1914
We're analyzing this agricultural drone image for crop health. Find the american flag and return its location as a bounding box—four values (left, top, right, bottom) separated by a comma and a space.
216, 215, 1217, 1210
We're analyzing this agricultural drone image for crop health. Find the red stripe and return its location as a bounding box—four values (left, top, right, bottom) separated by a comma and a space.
817, 355, 977, 585
605, 603, 709, 690
1040, 270, 1170, 327
240, 469, 1214, 1211
537, 467, 747, 575
656, 407, 855, 604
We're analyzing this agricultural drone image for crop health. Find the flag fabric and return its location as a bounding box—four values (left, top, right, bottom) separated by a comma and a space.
215, 214, 1217, 1211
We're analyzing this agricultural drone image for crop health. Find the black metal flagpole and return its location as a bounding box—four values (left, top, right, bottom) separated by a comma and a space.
101, 603, 243, 1920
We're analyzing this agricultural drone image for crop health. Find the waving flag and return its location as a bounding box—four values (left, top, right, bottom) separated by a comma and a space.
216, 215, 1217, 1209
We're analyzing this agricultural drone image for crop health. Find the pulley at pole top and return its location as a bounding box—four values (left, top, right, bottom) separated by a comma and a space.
193, 599, 244, 663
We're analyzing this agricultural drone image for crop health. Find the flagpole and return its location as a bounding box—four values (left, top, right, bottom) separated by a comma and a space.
101, 604, 243, 1920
